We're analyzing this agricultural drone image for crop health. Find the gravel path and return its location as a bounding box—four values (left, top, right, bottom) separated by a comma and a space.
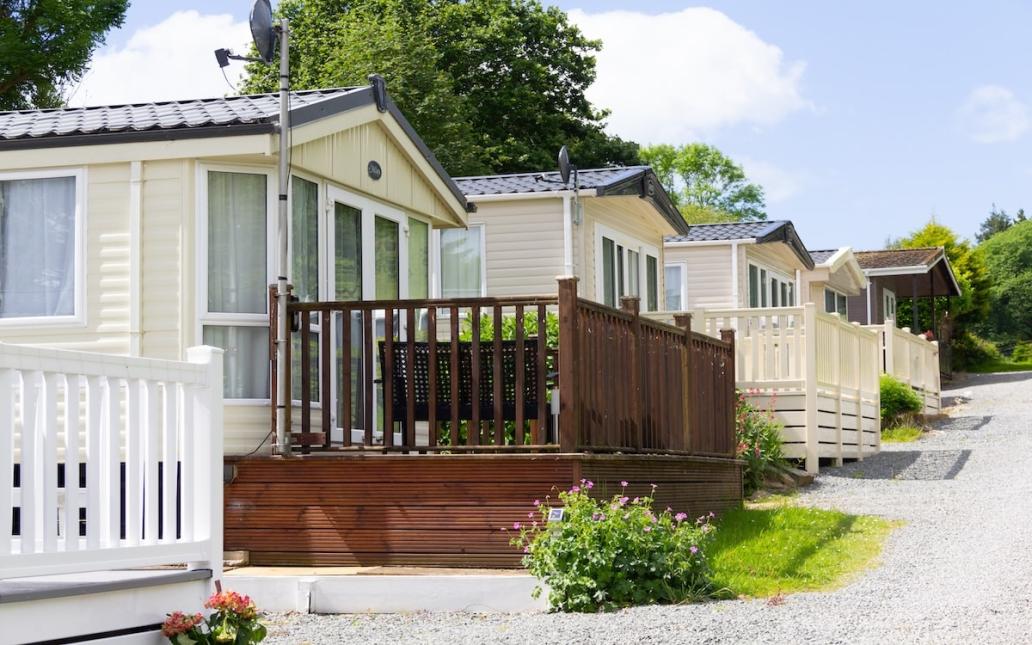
265, 371, 1032, 644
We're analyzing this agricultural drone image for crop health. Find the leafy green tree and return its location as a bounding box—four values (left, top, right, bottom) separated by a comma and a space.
241, 0, 638, 175
894, 219, 991, 333
978, 219, 1032, 343
976, 204, 1014, 243
0, 0, 128, 110
639, 143, 766, 223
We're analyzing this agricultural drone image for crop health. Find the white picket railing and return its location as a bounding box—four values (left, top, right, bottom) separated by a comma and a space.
647, 304, 882, 474
866, 319, 942, 413
0, 343, 223, 580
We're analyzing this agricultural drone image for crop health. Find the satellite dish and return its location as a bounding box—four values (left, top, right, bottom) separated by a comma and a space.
558, 145, 572, 185
250, 0, 276, 63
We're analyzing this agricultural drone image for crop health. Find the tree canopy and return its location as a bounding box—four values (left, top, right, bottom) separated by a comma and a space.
638, 143, 766, 223
241, 0, 639, 176
976, 204, 1026, 243
893, 219, 991, 330
977, 219, 1032, 343
0, 0, 128, 110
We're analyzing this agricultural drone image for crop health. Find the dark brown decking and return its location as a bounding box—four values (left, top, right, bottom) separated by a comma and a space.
224, 453, 742, 568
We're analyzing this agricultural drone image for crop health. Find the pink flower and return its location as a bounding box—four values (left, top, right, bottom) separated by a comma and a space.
620, 480, 628, 488
708, 511, 716, 519
690, 545, 699, 555
513, 522, 521, 530
533, 499, 541, 507
571, 486, 581, 493
586, 480, 594, 489
675, 512, 688, 522
618, 496, 629, 506
523, 546, 530, 553
644, 526, 652, 533
651, 483, 657, 491
632, 497, 640, 504
527, 512, 534, 519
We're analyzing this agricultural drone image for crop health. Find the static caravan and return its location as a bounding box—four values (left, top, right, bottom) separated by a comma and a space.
0, 84, 472, 456
802, 247, 869, 318
452, 166, 688, 311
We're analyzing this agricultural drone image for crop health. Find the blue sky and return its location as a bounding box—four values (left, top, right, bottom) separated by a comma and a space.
89, 1, 1032, 250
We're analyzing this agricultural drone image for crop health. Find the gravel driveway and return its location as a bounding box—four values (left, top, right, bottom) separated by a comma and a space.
265, 371, 1032, 644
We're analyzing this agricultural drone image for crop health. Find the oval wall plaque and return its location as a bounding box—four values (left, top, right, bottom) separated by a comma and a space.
367, 160, 383, 180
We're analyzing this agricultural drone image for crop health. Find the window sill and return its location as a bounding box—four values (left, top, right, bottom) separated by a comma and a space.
0, 314, 86, 330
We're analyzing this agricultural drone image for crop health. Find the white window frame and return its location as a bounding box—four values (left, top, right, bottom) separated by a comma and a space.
664, 262, 688, 311
824, 287, 848, 316
594, 223, 660, 311
196, 163, 277, 404
747, 261, 795, 309
0, 167, 87, 328
431, 223, 487, 298
884, 288, 897, 323
288, 169, 327, 303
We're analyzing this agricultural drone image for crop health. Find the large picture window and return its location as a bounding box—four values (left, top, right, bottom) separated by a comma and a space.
201, 168, 273, 400
0, 171, 82, 322
438, 226, 484, 298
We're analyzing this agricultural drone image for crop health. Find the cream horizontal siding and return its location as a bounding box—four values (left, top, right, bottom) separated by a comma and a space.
664, 244, 735, 310
470, 198, 565, 297
292, 121, 455, 226
579, 197, 667, 305
0, 163, 131, 355
140, 160, 189, 360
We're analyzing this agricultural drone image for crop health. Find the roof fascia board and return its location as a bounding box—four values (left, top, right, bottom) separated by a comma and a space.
287, 87, 374, 128
937, 253, 963, 295
664, 238, 757, 248
864, 265, 932, 276
0, 132, 274, 170
0, 122, 276, 153
595, 168, 688, 235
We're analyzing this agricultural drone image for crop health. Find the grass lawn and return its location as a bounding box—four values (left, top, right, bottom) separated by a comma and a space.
966, 359, 1032, 373
881, 425, 924, 443
708, 504, 898, 598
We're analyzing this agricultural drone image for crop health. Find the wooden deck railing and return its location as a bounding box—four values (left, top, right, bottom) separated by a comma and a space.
865, 319, 941, 413
272, 278, 736, 458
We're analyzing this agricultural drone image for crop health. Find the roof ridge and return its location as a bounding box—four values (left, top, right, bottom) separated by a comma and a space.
855, 246, 942, 254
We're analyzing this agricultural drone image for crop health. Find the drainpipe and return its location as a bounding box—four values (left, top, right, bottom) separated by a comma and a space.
562, 194, 574, 276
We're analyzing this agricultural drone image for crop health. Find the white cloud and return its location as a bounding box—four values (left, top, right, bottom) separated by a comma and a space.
67, 11, 251, 107
958, 85, 1029, 143
738, 157, 803, 204
567, 7, 810, 144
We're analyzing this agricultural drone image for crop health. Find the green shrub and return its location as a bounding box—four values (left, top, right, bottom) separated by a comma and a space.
736, 393, 786, 495
1011, 341, 1032, 363
510, 482, 714, 612
879, 374, 922, 427
952, 331, 1002, 371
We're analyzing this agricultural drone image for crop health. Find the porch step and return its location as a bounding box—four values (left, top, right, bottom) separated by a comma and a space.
290, 432, 327, 447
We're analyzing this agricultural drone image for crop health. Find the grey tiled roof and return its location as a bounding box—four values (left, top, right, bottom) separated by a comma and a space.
454, 166, 649, 196
0, 88, 362, 141
665, 220, 789, 243
808, 249, 839, 265
665, 220, 815, 270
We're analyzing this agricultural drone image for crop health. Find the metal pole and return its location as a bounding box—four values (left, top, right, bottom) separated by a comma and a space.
275, 18, 291, 456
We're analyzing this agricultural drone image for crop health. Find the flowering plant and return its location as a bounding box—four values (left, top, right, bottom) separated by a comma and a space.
508, 480, 714, 612
163, 590, 267, 644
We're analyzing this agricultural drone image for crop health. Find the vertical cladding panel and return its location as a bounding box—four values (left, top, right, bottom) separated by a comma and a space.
140, 160, 185, 360
359, 125, 388, 200
664, 244, 735, 310
470, 199, 565, 297
384, 137, 414, 208
0, 163, 131, 354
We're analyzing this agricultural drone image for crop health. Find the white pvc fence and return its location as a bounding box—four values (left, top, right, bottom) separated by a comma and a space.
0, 343, 223, 580
866, 320, 942, 414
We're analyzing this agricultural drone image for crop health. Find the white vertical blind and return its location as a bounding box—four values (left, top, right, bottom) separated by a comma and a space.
440, 227, 482, 298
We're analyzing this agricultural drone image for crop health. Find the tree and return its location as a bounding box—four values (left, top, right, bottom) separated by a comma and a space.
639, 143, 766, 223
241, 0, 639, 176
0, 0, 128, 110
976, 204, 1014, 243
978, 219, 1032, 343
894, 219, 991, 333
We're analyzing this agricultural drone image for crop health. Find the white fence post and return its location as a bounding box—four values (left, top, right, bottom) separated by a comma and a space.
883, 318, 895, 375
186, 345, 224, 584
803, 302, 819, 475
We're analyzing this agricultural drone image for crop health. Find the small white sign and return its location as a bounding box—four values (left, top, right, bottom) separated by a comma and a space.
547, 508, 565, 523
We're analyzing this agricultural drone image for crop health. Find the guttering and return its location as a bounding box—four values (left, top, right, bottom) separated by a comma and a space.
0, 122, 277, 151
